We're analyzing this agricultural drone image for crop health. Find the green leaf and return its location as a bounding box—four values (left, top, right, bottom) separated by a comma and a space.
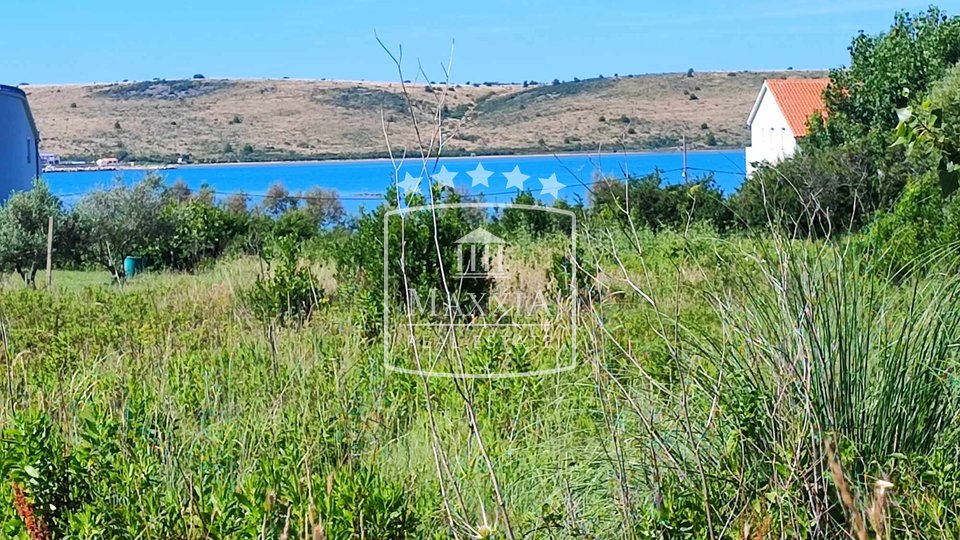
938, 168, 959, 198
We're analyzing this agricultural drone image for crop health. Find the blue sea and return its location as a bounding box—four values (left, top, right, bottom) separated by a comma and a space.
44, 149, 746, 214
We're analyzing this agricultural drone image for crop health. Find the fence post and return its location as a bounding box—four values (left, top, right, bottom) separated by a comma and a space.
46, 216, 53, 289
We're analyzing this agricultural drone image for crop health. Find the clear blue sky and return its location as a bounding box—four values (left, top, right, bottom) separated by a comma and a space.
0, 0, 943, 84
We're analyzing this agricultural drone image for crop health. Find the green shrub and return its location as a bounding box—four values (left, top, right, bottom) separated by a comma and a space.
590, 172, 732, 232
243, 237, 323, 323
147, 198, 240, 271
0, 179, 66, 286
865, 173, 944, 279
272, 209, 319, 242
0, 413, 90, 537
321, 467, 418, 539
733, 140, 905, 236
336, 185, 487, 329
494, 190, 571, 238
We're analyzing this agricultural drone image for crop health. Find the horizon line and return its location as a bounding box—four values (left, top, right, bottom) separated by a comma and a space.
12, 68, 832, 88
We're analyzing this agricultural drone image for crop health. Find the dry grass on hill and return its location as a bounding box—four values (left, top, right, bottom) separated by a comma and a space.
23, 70, 825, 162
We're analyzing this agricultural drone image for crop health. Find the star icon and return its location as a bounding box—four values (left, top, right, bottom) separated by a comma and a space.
503, 165, 529, 190
398, 172, 422, 195
538, 173, 565, 198
467, 163, 493, 187
432, 166, 457, 189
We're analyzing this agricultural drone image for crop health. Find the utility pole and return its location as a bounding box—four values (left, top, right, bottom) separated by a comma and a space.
45, 216, 53, 289
681, 135, 688, 183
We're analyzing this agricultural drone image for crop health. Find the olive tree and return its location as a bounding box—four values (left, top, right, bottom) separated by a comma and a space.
302, 187, 344, 227
75, 175, 169, 281
261, 182, 296, 216
0, 179, 65, 287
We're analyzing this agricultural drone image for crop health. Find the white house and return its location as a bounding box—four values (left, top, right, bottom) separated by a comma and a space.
96, 157, 120, 168
40, 153, 60, 166
745, 78, 829, 176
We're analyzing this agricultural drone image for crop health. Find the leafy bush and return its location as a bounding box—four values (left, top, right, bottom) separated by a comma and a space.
0, 179, 66, 286
272, 209, 319, 242
819, 7, 960, 148
864, 170, 960, 280
0, 413, 83, 537
590, 172, 732, 232
494, 190, 571, 238
895, 63, 960, 196
335, 186, 486, 332
243, 237, 323, 323
148, 198, 240, 271
734, 140, 907, 236
321, 467, 418, 539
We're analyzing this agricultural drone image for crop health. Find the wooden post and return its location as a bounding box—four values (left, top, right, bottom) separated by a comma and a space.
46, 216, 53, 289
681, 135, 688, 183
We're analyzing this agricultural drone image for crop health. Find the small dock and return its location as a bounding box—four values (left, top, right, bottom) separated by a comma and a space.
43, 164, 178, 174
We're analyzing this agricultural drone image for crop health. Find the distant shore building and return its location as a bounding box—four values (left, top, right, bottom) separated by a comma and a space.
40, 152, 60, 166
0, 84, 40, 200
745, 78, 829, 176
96, 157, 120, 168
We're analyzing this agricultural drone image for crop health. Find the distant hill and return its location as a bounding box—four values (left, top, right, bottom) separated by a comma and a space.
23, 71, 826, 163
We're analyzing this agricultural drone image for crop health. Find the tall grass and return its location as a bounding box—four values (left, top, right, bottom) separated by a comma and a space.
710, 239, 960, 458
1, 224, 959, 538
570, 220, 960, 538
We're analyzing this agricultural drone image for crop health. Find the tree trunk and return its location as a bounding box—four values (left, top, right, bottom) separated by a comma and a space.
15, 264, 36, 288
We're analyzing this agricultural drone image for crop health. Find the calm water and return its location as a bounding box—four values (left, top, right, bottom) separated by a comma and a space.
45, 150, 746, 214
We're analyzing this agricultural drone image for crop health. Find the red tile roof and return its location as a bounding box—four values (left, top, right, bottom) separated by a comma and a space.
765, 78, 829, 137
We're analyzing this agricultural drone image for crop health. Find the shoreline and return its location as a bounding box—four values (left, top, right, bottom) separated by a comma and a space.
176, 146, 745, 170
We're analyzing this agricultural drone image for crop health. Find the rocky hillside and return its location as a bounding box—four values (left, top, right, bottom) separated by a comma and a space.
23, 71, 826, 162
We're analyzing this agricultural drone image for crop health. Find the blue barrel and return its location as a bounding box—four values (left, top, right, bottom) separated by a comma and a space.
124, 256, 145, 278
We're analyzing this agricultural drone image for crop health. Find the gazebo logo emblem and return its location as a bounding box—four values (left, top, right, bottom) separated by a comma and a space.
454, 227, 506, 278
